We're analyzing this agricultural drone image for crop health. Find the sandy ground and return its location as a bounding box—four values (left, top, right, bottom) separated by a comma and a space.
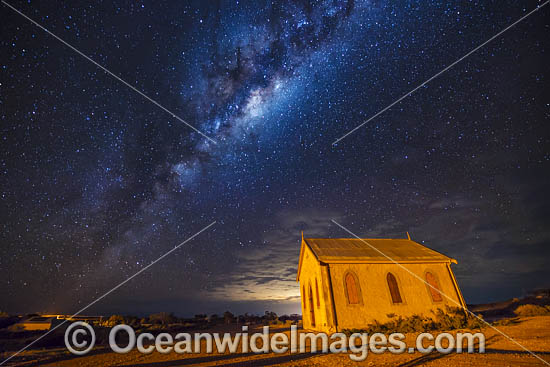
2, 316, 550, 366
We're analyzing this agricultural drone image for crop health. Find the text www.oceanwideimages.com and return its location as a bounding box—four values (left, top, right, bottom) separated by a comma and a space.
66, 323, 485, 361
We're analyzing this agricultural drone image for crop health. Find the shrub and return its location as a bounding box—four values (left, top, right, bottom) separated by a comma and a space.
104, 315, 125, 327
342, 306, 485, 335
514, 304, 550, 317
223, 311, 235, 324
148, 312, 177, 325
493, 317, 520, 326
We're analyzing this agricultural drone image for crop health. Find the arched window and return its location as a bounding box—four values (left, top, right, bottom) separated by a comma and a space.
344, 272, 360, 304
426, 272, 443, 302
308, 283, 316, 327
387, 273, 403, 304
315, 278, 320, 307
302, 286, 306, 310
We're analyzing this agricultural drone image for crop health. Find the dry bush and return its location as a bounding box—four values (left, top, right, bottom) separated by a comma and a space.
514, 304, 550, 317
493, 317, 521, 326
342, 306, 485, 335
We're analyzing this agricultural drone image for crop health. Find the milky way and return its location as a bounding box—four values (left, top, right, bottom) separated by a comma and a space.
172, 0, 362, 188
0, 0, 549, 316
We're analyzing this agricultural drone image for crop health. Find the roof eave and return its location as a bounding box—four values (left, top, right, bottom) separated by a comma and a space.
296, 240, 305, 282
318, 258, 454, 264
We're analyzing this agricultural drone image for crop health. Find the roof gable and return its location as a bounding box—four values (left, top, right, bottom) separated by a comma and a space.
304, 238, 455, 264
296, 238, 319, 281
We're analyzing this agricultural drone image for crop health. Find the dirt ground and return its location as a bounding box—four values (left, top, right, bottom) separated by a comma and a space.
2, 316, 550, 366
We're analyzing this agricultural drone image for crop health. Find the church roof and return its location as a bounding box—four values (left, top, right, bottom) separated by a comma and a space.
303, 238, 455, 264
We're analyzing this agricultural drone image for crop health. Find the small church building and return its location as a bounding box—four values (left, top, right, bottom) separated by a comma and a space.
297, 235, 466, 332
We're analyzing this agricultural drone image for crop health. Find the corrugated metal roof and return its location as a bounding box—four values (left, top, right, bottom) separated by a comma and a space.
304, 238, 454, 263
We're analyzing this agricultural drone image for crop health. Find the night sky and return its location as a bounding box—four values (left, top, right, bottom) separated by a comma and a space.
1, 0, 548, 317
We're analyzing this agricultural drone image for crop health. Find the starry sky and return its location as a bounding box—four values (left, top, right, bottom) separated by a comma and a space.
1, 0, 549, 317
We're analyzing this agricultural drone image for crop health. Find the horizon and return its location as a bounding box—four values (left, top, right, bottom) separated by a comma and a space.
4, 271, 545, 318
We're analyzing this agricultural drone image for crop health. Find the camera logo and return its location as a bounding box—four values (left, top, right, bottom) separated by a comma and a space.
64, 321, 96, 355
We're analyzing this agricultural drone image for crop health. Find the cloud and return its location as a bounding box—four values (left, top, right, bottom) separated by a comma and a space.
207, 184, 550, 306
205, 208, 345, 305
364, 189, 550, 303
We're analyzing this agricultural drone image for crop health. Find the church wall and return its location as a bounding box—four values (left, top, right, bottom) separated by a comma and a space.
328, 262, 464, 330
298, 243, 332, 332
